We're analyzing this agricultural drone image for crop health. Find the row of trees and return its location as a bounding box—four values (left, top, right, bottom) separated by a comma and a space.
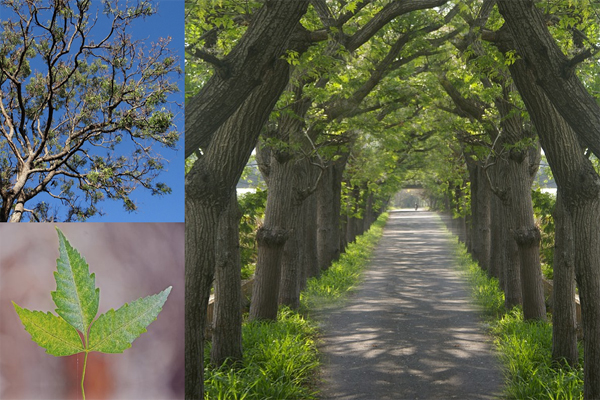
185, 1, 600, 399
419, 1, 600, 397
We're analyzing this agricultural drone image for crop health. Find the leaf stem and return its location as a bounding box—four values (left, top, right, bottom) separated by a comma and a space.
81, 351, 88, 400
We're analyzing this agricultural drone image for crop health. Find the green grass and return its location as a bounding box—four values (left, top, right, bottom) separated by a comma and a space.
204, 307, 320, 400
452, 240, 584, 400
301, 214, 387, 311
204, 213, 388, 399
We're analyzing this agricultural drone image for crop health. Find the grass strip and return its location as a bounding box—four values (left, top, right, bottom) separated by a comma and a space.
452, 241, 584, 400
204, 213, 388, 399
301, 213, 388, 311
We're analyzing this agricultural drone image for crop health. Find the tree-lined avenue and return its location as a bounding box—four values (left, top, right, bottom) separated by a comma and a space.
319, 210, 501, 400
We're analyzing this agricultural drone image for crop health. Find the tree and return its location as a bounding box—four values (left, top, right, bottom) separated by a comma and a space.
184, 1, 311, 397
210, 191, 243, 367
489, 0, 600, 395
184, 0, 316, 157
249, 0, 458, 321
0, 0, 181, 222
434, 4, 548, 320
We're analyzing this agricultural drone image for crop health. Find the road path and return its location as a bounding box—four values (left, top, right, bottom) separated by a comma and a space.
318, 210, 502, 400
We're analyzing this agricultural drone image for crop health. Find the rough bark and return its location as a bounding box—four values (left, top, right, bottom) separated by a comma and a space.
496, 0, 600, 159
251, 81, 319, 314
551, 193, 578, 367
317, 163, 338, 271
502, 47, 600, 399
303, 170, 320, 281
475, 166, 491, 272
463, 149, 492, 272
184, 197, 217, 400
185, 60, 291, 399
345, 184, 363, 245
277, 159, 307, 310
210, 191, 243, 367
495, 157, 523, 310
508, 155, 546, 321
184, 0, 310, 157
502, 212, 523, 310
317, 155, 349, 270
343, 0, 449, 52
249, 153, 294, 319
492, 83, 546, 321
363, 192, 375, 233
488, 190, 504, 282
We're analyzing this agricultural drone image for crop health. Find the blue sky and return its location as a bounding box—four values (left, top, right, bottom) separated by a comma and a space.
1, 0, 185, 222
87, 0, 185, 222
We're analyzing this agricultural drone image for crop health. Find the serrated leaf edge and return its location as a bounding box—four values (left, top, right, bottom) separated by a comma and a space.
12, 301, 85, 356
88, 286, 171, 353
52, 228, 99, 332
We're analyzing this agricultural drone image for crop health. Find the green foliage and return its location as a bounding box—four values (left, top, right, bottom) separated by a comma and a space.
451, 231, 583, 400
301, 213, 387, 310
51, 229, 100, 332
204, 213, 389, 399
204, 307, 320, 400
12, 305, 85, 356
238, 189, 267, 279
532, 188, 556, 278
493, 310, 583, 400
185, 152, 198, 174
12, 228, 171, 398
88, 288, 171, 353
453, 243, 505, 319
0, 0, 181, 221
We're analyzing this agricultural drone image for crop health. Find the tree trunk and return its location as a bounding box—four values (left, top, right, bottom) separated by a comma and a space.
497, 160, 523, 310
210, 191, 243, 367
572, 198, 600, 399
497, 140, 546, 320
465, 155, 491, 271
303, 173, 320, 281
475, 165, 491, 271
317, 163, 338, 271
508, 156, 546, 321
503, 223, 522, 310
503, 51, 600, 399
184, 1, 310, 157
491, 81, 546, 321
488, 192, 504, 282
551, 193, 578, 367
249, 153, 294, 320
184, 197, 218, 400
363, 192, 375, 232
185, 59, 291, 399
496, 0, 600, 158
252, 80, 318, 313
277, 158, 306, 310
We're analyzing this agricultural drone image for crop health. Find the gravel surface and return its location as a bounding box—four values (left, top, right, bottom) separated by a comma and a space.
317, 210, 503, 400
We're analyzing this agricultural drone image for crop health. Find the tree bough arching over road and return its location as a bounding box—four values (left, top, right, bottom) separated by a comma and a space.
185, 0, 600, 398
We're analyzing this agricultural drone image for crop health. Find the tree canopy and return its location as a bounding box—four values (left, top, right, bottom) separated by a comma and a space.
184, 0, 600, 398
0, 0, 182, 222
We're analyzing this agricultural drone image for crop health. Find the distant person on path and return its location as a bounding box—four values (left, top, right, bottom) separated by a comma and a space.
415, 202, 418, 211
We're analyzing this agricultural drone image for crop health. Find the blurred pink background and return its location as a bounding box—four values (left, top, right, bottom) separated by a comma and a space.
0, 223, 184, 399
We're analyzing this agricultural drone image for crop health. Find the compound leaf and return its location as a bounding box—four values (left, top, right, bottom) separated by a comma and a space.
51, 228, 99, 333
13, 302, 85, 356
88, 286, 171, 353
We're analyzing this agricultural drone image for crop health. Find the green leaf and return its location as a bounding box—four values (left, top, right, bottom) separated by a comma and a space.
88, 286, 171, 353
12, 302, 85, 356
51, 228, 99, 333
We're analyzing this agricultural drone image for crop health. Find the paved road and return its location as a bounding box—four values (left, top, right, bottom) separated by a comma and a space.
318, 210, 502, 400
